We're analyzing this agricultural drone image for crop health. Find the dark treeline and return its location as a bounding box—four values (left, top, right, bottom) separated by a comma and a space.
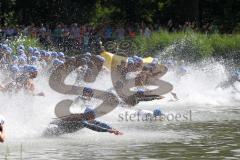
1, 0, 240, 33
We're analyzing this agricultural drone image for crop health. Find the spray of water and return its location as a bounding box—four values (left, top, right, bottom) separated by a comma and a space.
0, 57, 240, 140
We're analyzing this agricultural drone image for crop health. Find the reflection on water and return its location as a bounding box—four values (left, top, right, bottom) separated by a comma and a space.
1, 119, 240, 159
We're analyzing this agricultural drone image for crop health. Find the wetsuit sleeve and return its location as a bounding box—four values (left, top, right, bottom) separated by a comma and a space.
97, 121, 112, 129
81, 121, 112, 132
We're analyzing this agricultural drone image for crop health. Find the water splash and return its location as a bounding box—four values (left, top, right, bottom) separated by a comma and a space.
0, 58, 240, 140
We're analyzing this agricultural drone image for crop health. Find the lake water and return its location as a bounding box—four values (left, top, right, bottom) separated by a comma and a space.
0, 60, 240, 159
1, 104, 240, 159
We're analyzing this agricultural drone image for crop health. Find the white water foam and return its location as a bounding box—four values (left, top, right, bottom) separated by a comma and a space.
0, 59, 240, 141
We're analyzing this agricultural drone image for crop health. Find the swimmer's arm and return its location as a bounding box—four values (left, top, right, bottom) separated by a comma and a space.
81, 121, 110, 132
81, 121, 123, 135
136, 95, 164, 102
0, 125, 6, 143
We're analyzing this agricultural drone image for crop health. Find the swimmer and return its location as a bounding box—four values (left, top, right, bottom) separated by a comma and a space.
44, 107, 123, 136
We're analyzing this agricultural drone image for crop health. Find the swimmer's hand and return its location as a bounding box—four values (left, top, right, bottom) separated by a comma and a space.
108, 129, 123, 135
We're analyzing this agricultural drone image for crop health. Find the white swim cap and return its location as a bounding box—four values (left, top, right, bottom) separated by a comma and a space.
0, 115, 5, 125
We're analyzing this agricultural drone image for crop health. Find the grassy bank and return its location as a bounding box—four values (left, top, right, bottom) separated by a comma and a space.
4, 31, 240, 63
134, 30, 240, 62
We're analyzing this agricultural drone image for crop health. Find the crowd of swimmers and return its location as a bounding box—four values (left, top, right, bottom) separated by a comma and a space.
1, 42, 239, 142
0, 43, 168, 140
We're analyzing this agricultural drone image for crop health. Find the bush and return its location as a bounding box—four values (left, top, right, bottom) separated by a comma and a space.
134, 30, 240, 62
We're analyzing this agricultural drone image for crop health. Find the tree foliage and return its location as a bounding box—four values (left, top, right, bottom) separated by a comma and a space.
0, 0, 240, 32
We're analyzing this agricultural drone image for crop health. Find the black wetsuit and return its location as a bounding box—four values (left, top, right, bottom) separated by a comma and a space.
123, 94, 162, 106
43, 119, 112, 136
